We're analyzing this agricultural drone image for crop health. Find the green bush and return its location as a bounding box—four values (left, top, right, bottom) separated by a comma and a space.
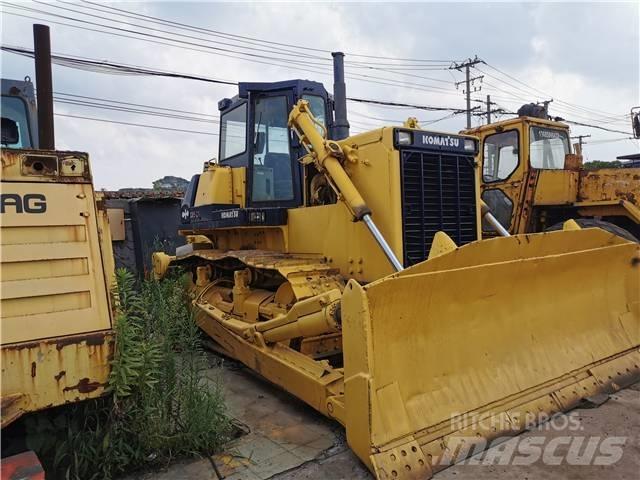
26, 269, 231, 479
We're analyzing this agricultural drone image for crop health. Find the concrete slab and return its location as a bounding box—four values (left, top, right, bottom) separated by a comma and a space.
125, 358, 639, 480
125, 358, 344, 480
276, 385, 640, 480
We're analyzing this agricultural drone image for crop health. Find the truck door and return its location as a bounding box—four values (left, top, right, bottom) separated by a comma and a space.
480, 124, 527, 235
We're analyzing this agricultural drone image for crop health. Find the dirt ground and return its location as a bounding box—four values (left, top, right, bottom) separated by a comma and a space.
127, 358, 640, 480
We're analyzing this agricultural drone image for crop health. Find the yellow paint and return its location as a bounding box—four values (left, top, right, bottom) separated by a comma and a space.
154, 101, 640, 479
533, 170, 579, 204
194, 164, 234, 207
468, 116, 640, 234
106, 208, 125, 241
1, 149, 114, 426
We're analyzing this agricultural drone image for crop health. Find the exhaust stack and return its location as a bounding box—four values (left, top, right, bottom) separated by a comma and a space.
33, 24, 55, 150
331, 52, 350, 140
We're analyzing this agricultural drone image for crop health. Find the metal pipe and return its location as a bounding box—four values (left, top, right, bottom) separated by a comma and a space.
331, 52, 349, 140
33, 24, 55, 150
483, 211, 511, 237
362, 214, 404, 272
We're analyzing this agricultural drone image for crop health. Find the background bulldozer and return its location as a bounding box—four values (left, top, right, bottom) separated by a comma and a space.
1, 24, 114, 454
153, 56, 640, 479
464, 109, 640, 240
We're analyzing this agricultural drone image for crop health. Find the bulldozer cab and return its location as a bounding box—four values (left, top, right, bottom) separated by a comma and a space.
464, 116, 572, 235
217, 80, 333, 208
1, 78, 39, 149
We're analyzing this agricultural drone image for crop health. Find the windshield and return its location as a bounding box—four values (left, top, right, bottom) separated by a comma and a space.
529, 127, 570, 169
1, 95, 33, 148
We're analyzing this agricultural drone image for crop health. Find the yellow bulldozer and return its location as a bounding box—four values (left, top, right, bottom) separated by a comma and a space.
153, 56, 639, 479
464, 105, 640, 240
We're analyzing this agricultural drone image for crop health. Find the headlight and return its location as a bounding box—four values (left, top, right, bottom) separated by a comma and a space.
397, 131, 413, 145
464, 139, 476, 152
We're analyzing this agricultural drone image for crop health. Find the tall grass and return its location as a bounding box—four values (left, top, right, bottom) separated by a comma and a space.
24, 269, 231, 479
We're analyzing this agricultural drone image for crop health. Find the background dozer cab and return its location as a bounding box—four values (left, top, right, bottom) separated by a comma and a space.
1, 25, 114, 432
153, 60, 639, 479
464, 109, 640, 240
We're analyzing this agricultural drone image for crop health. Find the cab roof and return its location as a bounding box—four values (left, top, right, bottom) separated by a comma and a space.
461, 116, 570, 136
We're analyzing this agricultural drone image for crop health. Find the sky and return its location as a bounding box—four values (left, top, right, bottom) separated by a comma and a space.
1, 1, 638, 190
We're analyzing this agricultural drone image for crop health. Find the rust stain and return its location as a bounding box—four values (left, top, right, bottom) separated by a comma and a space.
54, 370, 66, 382
56, 332, 108, 350
2, 331, 111, 352
30, 362, 36, 378
62, 377, 103, 394
614, 190, 636, 204
1, 395, 21, 411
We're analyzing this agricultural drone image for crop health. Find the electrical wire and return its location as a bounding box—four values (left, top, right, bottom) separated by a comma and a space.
2, 3, 459, 93
476, 64, 630, 123
79, 0, 460, 64
54, 91, 218, 118
55, 113, 218, 135
2, 46, 470, 112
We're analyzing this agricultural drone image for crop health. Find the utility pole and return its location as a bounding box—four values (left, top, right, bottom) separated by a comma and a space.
486, 94, 497, 124
571, 134, 591, 155
452, 56, 484, 128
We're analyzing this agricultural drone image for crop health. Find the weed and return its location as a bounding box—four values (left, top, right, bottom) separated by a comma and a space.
23, 269, 231, 479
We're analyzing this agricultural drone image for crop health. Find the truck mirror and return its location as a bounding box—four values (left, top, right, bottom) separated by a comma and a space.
633, 112, 640, 139
1, 117, 20, 145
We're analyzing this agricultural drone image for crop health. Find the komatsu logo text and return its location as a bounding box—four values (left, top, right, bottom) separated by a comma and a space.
422, 134, 460, 148
0, 193, 47, 214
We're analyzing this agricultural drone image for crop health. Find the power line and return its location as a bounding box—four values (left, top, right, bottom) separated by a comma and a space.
55, 113, 218, 135
54, 98, 219, 124
79, 0, 460, 64
57, 0, 456, 87
585, 136, 634, 145
564, 120, 633, 136
2, 4, 458, 93
2, 45, 239, 84
54, 91, 217, 118
2, 46, 470, 112
477, 64, 629, 122
347, 97, 467, 112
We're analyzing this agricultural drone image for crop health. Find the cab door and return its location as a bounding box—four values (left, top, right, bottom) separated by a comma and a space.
248, 91, 301, 208
247, 89, 331, 209
479, 123, 528, 235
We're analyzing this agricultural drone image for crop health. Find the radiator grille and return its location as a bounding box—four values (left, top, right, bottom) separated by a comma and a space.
400, 150, 478, 267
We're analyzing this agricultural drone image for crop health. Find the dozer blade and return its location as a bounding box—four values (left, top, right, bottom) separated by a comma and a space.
341, 228, 639, 479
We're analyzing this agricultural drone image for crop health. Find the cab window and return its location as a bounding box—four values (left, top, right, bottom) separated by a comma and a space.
482, 130, 519, 182
530, 127, 569, 169
220, 103, 247, 160
302, 94, 327, 133
1, 95, 33, 148
252, 95, 293, 202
